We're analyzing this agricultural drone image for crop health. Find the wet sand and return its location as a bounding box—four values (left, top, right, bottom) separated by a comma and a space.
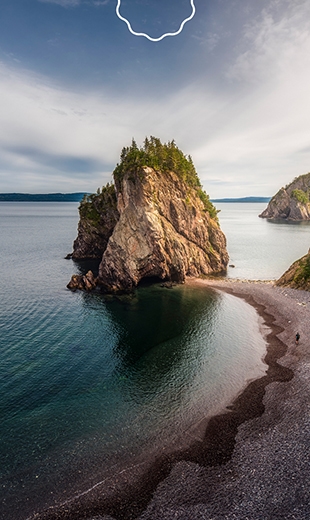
30, 279, 310, 520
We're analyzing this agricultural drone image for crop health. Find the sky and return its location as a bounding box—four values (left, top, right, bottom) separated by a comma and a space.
1, 0, 310, 197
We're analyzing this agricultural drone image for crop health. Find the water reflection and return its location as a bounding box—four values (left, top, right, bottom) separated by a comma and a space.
82, 284, 218, 370
78, 284, 219, 416
266, 218, 310, 227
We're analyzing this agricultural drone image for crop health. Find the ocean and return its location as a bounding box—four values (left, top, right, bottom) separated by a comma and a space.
1, 201, 309, 520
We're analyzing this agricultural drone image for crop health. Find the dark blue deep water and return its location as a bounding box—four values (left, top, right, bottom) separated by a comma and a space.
0, 202, 291, 520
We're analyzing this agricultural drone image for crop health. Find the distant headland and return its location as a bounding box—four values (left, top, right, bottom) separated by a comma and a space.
0, 194, 271, 203
212, 197, 271, 203
0, 193, 87, 202
260, 172, 310, 220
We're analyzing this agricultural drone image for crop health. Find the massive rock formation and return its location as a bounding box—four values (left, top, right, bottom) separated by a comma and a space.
259, 172, 310, 220
68, 138, 228, 293
276, 250, 310, 290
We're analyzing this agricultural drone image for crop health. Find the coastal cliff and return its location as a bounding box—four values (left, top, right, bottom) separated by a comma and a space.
72, 184, 119, 259
259, 172, 310, 220
68, 137, 228, 293
276, 250, 310, 290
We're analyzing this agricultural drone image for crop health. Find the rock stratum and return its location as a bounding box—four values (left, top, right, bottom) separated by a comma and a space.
276, 249, 310, 290
68, 138, 228, 293
259, 172, 310, 220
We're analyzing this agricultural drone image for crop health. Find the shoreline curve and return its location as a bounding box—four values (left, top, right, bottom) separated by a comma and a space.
30, 278, 310, 520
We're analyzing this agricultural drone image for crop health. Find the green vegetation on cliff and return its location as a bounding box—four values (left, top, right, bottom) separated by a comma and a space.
79, 183, 117, 226
276, 251, 310, 290
293, 254, 310, 285
113, 136, 218, 218
113, 137, 199, 186
285, 172, 310, 190
77, 137, 218, 226
260, 171, 310, 220
292, 189, 309, 205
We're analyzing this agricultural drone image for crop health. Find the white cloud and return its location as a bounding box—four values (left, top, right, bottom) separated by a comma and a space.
37, 0, 110, 6
38, 0, 81, 7
2, 0, 310, 201
227, 0, 310, 84
92, 1, 110, 5
191, 32, 221, 52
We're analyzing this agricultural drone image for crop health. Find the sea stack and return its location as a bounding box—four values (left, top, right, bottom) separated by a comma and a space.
68, 137, 229, 293
259, 172, 310, 220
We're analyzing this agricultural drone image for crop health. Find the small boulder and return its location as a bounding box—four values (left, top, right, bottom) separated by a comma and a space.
84, 270, 97, 291
67, 270, 97, 292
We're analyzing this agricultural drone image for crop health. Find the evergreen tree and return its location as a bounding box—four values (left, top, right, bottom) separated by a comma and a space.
112, 136, 218, 219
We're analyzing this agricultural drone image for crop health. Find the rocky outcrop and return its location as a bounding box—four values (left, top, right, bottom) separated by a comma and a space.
72, 185, 119, 259
97, 167, 228, 292
67, 270, 97, 291
276, 250, 310, 290
259, 172, 310, 220
68, 139, 229, 293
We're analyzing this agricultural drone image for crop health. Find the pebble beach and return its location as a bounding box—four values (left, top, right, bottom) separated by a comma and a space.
138, 278, 310, 520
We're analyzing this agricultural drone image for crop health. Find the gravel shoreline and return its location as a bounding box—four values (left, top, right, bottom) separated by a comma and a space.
138, 279, 310, 520
31, 279, 310, 520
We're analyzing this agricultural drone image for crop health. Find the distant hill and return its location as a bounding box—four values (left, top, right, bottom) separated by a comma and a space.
259, 172, 310, 220
212, 197, 271, 203
0, 193, 87, 202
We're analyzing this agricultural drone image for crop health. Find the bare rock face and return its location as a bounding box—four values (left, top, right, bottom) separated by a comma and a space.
97, 167, 228, 292
259, 172, 310, 220
276, 250, 310, 290
68, 138, 229, 293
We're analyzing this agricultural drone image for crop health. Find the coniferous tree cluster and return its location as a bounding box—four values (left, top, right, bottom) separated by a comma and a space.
79, 183, 117, 224
78, 137, 218, 222
113, 137, 218, 218
113, 137, 200, 187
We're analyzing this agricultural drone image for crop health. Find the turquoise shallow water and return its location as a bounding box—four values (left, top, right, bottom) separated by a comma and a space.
1, 201, 307, 519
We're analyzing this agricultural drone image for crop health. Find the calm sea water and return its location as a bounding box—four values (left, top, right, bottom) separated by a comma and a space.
217, 202, 310, 280
1, 201, 308, 520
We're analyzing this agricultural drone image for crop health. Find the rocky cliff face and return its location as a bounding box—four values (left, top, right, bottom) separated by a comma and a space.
68, 164, 228, 293
68, 137, 228, 292
276, 250, 310, 290
72, 184, 119, 259
97, 166, 228, 292
259, 173, 310, 220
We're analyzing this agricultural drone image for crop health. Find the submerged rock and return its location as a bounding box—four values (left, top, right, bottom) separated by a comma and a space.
68, 138, 229, 293
259, 172, 310, 220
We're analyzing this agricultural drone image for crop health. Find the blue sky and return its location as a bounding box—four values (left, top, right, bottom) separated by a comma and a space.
1, 0, 310, 197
